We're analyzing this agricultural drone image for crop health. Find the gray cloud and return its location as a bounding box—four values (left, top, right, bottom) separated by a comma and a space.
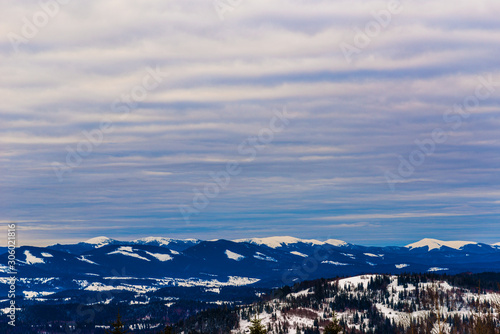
1, 0, 499, 246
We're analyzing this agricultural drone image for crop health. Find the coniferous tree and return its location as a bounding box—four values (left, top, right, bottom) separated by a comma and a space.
249, 316, 267, 334
106, 311, 128, 334
324, 312, 343, 334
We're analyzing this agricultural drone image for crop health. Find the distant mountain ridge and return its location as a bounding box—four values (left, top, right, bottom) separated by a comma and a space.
50, 235, 499, 250
48, 236, 201, 254
2, 236, 498, 259
232, 236, 348, 248
78, 235, 347, 248
1, 235, 499, 313
404, 238, 478, 251
82, 235, 500, 257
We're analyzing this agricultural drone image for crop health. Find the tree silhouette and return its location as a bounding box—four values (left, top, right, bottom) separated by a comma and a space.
324, 312, 343, 334
106, 311, 128, 334
248, 316, 266, 334
162, 325, 173, 334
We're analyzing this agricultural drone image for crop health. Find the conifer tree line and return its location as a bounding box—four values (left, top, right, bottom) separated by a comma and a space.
164, 273, 500, 333
5, 272, 498, 333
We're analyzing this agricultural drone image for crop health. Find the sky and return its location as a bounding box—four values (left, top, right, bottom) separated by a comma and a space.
1, 0, 499, 247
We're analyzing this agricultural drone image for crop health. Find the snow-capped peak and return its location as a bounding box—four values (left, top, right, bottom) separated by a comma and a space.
233, 236, 319, 248
232, 236, 347, 248
324, 239, 348, 247
132, 237, 199, 246
492, 242, 500, 247
405, 238, 477, 251
133, 237, 174, 246
83, 236, 115, 247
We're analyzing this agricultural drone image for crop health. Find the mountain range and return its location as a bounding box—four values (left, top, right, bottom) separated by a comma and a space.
1, 236, 499, 306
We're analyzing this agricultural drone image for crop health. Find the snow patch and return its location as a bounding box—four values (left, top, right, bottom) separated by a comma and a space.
336, 275, 378, 290
290, 251, 308, 257
321, 261, 349, 266
84, 236, 114, 248
288, 288, 313, 299
226, 276, 260, 286
23, 291, 54, 299
253, 252, 277, 262
116, 246, 133, 252
324, 239, 348, 246
225, 250, 245, 261
134, 237, 173, 246
24, 251, 44, 264
84, 282, 157, 293
364, 253, 384, 258
107, 247, 150, 261
78, 255, 98, 265
41, 252, 53, 258
395, 264, 409, 269
155, 276, 259, 288
133, 237, 199, 247
145, 251, 172, 262
428, 267, 449, 272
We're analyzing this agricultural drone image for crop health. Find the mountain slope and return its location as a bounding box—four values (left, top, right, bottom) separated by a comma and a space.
2, 236, 500, 312
176, 273, 500, 334
232, 236, 347, 248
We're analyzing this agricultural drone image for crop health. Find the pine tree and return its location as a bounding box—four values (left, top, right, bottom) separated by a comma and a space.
106, 311, 128, 334
324, 312, 343, 334
248, 316, 267, 334
163, 325, 173, 334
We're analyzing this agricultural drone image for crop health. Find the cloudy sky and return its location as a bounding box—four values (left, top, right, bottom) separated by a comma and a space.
1, 0, 499, 246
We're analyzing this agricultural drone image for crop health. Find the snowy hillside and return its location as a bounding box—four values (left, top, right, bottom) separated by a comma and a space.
232, 236, 347, 248
224, 274, 500, 333
84, 236, 117, 247
405, 238, 478, 251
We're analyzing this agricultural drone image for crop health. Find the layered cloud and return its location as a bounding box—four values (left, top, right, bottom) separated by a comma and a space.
1, 0, 499, 246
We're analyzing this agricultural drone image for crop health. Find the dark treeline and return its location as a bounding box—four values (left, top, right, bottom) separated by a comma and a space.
1, 272, 499, 333
170, 272, 500, 334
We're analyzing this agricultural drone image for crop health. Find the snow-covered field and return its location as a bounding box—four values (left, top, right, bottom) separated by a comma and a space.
0, 274, 261, 312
